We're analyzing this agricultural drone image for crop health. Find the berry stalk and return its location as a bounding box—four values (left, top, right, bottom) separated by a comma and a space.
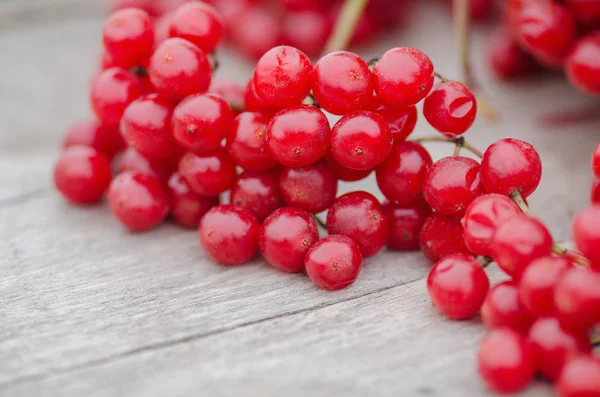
410, 136, 484, 158
323, 0, 369, 54
312, 214, 327, 229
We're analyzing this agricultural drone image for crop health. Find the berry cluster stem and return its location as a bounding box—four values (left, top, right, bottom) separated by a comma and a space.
410, 136, 484, 158
323, 0, 369, 54
434, 72, 450, 83
312, 214, 327, 229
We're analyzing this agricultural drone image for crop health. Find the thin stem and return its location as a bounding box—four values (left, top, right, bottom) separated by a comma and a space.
229, 102, 244, 113
409, 136, 483, 159
312, 214, 327, 229
434, 72, 450, 83
509, 190, 532, 216
462, 140, 484, 158
367, 57, 379, 66
565, 250, 592, 267
453, 142, 462, 156
323, 0, 369, 54
592, 335, 600, 346
477, 256, 492, 268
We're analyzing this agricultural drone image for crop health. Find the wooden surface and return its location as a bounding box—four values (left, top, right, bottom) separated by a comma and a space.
0, 1, 598, 396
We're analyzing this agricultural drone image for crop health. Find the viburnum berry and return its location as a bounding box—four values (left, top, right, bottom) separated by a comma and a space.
488, 27, 540, 80
557, 355, 600, 397
519, 256, 572, 317
227, 112, 277, 171
230, 170, 283, 222
326, 191, 388, 258
376, 141, 432, 205
566, 33, 600, 95
423, 81, 477, 138
420, 213, 472, 263
153, 11, 173, 45
311, 51, 373, 115
572, 205, 600, 265
209, 79, 245, 117
592, 178, 600, 204
554, 267, 600, 331
63, 119, 125, 160
481, 281, 535, 334
108, 171, 170, 231
172, 93, 232, 153
54, 146, 112, 205
462, 193, 521, 256
259, 207, 319, 273
103, 8, 154, 69
108, 0, 162, 16
281, 10, 331, 58
279, 162, 338, 214
115, 147, 178, 184
374, 105, 417, 142
565, 0, 600, 25
384, 198, 431, 251
244, 79, 280, 115
178, 150, 237, 197
252, 45, 312, 108
169, 1, 224, 54
228, 7, 282, 61
592, 143, 600, 178
477, 329, 536, 394
167, 172, 219, 229
480, 138, 542, 198
90, 67, 143, 125
304, 234, 363, 291
427, 254, 489, 320
322, 151, 372, 182
149, 38, 212, 103
266, 105, 330, 167
372, 47, 434, 108
198, 205, 260, 265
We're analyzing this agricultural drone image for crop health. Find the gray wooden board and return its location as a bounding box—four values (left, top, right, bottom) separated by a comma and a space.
0, 1, 597, 396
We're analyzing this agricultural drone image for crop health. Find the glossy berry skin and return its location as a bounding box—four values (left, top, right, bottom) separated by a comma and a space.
376, 141, 432, 205
90, 67, 142, 125
178, 150, 237, 197
63, 119, 125, 160
481, 138, 542, 198
281, 10, 331, 58
167, 172, 219, 229
311, 51, 373, 115
169, 1, 223, 54
228, 7, 282, 61
266, 105, 330, 167
253, 46, 312, 108
423, 156, 482, 216
565, 0, 600, 25
528, 317, 592, 380
116, 147, 178, 184
566, 33, 600, 95
384, 198, 431, 251
519, 256, 572, 317
330, 111, 392, 171
557, 355, 600, 397
572, 205, 600, 264
326, 191, 388, 258
108, 171, 169, 231
103, 8, 154, 69
323, 151, 372, 182
304, 234, 363, 291
209, 79, 245, 117
375, 105, 417, 142
149, 38, 212, 103
372, 47, 434, 108
227, 112, 277, 171
172, 93, 232, 153
554, 267, 600, 331
477, 329, 536, 394
592, 143, 600, 178
230, 171, 283, 222
489, 214, 553, 279
488, 28, 540, 80
427, 254, 489, 320
259, 207, 319, 273
419, 213, 472, 263
279, 162, 337, 214
198, 205, 260, 266
423, 81, 477, 138
592, 178, 600, 205
481, 281, 535, 334
244, 79, 280, 115
121, 94, 178, 159
54, 147, 112, 205
462, 193, 521, 256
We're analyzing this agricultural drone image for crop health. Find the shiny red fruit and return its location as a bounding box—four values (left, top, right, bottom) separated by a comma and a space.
554, 267, 600, 331
90, 67, 142, 125
227, 112, 277, 171
305, 234, 363, 291
209, 79, 245, 117
592, 143, 600, 178
281, 10, 331, 58
279, 162, 338, 214
323, 151, 372, 182
178, 150, 237, 196
167, 172, 219, 229
244, 78, 280, 115
592, 178, 600, 204
572, 205, 600, 264
103, 8, 154, 69
565, 0, 600, 25
557, 355, 600, 397
384, 198, 431, 251
423, 81, 477, 137
228, 7, 282, 61
230, 170, 283, 222
63, 119, 125, 160
488, 28, 540, 80
169, 1, 223, 54
481, 281, 535, 334
519, 256, 572, 317
420, 213, 472, 263
115, 147, 178, 184
375, 105, 417, 142
566, 33, 600, 95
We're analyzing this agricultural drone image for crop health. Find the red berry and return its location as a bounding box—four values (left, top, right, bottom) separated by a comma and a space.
169, 1, 223, 54
209, 79, 245, 117
198, 205, 260, 265
557, 355, 600, 397
480, 138, 542, 198
384, 198, 431, 251
103, 8, 154, 69
311, 51, 373, 115
565, 0, 600, 25
259, 207, 319, 273
566, 33, 600, 95
376, 141, 432, 205
279, 162, 338, 214
178, 150, 237, 196
167, 172, 219, 229
90, 67, 143, 125
592, 178, 600, 204
372, 47, 434, 108
227, 112, 277, 171
375, 105, 417, 142
281, 10, 331, 58
266, 105, 330, 167
108, 0, 162, 16
423, 81, 477, 137
322, 151, 372, 182
427, 254, 489, 320
153, 11, 173, 45
108, 171, 170, 231
462, 193, 521, 256
489, 214, 553, 279
554, 267, 600, 331
519, 256, 573, 317
172, 93, 232, 153
330, 110, 392, 171
54, 147, 112, 205
477, 329, 536, 394
115, 147, 178, 184
488, 28, 540, 80
592, 143, 600, 178
149, 38, 212, 103
481, 281, 535, 334
423, 156, 482, 216
228, 7, 282, 61
244, 78, 280, 115
304, 234, 363, 291
63, 119, 125, 160
253, 46, 312, 108
420, 213, 472, 263
572, 205, 600, 263
230, 170, 283, 222
326, 191, 388, 258
528, 317, 592, 380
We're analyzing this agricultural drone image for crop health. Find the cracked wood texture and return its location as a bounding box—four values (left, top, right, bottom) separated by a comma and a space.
0, 1, 597, 396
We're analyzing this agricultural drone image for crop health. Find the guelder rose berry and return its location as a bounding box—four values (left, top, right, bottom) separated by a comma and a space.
169, 1, 224, 54
305, 234, 363, 291
167, 172, 219, 229
103, 8, 154, 69
481, 281, 535, 334
374, 105, 418, 142
385, 198, 431, 251
518, 256, 572, 317
557, 356, 600, 397
420, 213, 472, 263
63, 119, 125, 160
553, 267, 600, 331
91, 67, 142, 125
227, 112, 277, 171
279, 162, 338, 214
230, 171, 283, 222
572, 205, 600, 265
423, 81, 477, 137
178, 150, 237, 197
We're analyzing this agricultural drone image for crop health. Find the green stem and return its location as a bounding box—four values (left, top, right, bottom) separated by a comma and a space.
312, 214, 327, 229
323, 0, 369, 54
409, 136, 483, 159
509, 190, 532, 216
434, 72, 450, 83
